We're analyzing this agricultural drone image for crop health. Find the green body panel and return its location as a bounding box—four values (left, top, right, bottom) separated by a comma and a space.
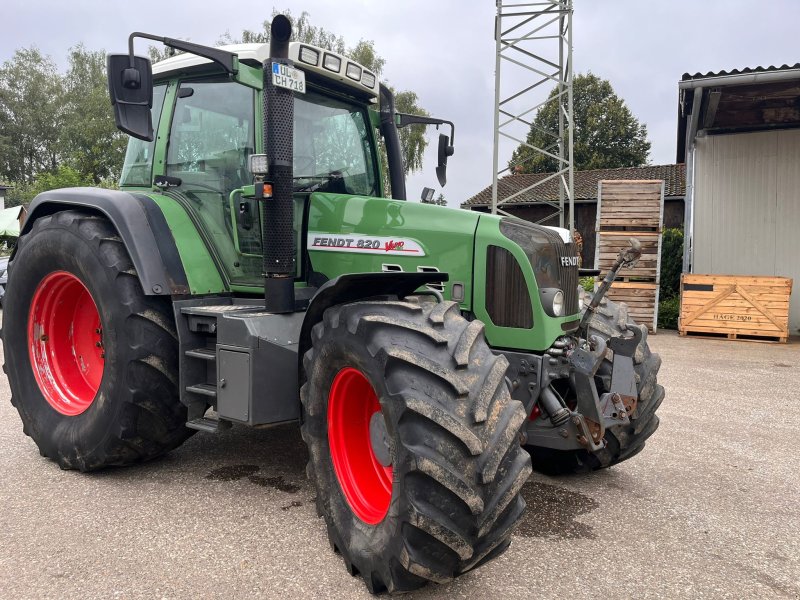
147, 193, 226, 294
472, 215, 581, 352
307, 193, 478, 309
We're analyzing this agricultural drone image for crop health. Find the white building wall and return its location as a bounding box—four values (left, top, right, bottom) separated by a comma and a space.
693, 129, 800, 333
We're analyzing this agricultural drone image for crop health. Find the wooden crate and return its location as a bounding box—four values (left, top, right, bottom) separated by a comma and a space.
606, 282, 658, 333
596, 231, 660, 281
594, 180, 664, 332
679, 274, 793, 343
595, 180, 664, 231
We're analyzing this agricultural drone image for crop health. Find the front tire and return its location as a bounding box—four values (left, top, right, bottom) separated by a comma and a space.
301, 300, 532, 593
2, 210, 193, 471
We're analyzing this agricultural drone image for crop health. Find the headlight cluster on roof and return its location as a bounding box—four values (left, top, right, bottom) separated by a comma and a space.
295, 44, 378, 93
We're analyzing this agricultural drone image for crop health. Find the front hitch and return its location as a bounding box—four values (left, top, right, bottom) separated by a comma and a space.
517, 318, 643, 454
511, 239, 646, 454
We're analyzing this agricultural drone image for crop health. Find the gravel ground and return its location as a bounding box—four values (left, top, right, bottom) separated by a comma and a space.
0, 329, 798, 599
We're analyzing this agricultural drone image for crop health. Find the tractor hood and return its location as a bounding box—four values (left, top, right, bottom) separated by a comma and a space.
306, 193, 580, 352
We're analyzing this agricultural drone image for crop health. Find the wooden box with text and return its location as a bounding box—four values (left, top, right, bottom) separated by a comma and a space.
679, 274, 792, 343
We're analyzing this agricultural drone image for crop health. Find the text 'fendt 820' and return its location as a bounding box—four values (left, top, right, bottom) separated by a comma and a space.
2, 15, 663, 594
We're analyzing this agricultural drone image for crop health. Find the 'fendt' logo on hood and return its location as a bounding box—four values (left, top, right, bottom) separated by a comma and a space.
560, 256, 579, 267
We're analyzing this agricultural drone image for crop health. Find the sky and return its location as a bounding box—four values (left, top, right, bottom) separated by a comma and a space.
4, 0, 800, 207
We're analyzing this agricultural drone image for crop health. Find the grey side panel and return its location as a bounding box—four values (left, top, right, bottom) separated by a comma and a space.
22, 187, 189, 295
217, 350, 251, 422
216, 310, 303, 425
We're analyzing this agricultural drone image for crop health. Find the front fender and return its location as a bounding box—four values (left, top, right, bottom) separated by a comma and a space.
298, 271, 448, 376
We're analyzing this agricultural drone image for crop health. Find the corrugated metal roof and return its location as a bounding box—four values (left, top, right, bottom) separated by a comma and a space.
681, 63, 800, 81
462, 164, 685, 208
677, 64, 800, 161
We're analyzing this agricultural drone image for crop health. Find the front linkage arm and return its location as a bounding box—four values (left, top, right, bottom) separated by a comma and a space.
579, 237, 642, 334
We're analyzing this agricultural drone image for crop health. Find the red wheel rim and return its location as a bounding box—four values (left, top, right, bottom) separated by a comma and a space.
328, 367, 393, 525
28, 271, 104, 416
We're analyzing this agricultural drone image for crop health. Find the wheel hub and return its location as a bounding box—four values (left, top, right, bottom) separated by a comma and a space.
328, 367, 393, 525
28, 271, 104, 416
369, 411, 392, 467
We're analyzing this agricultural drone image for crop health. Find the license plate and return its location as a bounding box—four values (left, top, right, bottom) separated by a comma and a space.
272, 62, 306, 94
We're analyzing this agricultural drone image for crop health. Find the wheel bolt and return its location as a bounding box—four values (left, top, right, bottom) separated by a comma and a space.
40, 334, 48, 342
95, 341, 103, 347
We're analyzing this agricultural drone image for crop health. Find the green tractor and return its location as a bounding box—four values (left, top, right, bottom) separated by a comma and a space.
2, 16, 663, 593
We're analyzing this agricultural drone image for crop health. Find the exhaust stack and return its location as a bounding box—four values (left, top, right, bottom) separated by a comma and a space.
261, 14, 295, 313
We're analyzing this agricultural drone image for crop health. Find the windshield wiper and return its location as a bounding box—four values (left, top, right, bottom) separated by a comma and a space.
292, 170, 343, 192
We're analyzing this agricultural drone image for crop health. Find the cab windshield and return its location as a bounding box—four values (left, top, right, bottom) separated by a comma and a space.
293, 90, 378, 196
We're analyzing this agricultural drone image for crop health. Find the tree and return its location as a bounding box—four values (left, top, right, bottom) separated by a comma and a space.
0, 48, 63, 185
509, 72, 651, 174
0, 46, 124, 194
222, 10, 428, 182
4, 164, 93, 208
61, 45, 127, 184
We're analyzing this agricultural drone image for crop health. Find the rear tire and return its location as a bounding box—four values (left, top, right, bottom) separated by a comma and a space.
2, 210, 194, 471
301, 299, 532, 593
527, 291, 664, 475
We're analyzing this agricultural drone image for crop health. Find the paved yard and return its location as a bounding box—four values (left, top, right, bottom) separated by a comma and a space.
0, 329, 798, 599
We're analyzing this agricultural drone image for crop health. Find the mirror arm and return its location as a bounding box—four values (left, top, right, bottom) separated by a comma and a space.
395, 113, 455, 145
127, 32, 238, 75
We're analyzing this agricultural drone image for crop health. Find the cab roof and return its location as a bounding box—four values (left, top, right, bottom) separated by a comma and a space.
152, 41, 379, 99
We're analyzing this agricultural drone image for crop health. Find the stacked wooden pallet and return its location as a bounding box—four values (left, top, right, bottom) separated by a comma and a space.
679, 274, 792, 343
594, 180, 664, 332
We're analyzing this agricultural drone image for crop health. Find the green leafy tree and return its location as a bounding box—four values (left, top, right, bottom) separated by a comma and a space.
29, 164, 93, 196
4, 164, 93, 207
61, 45, 127, 184
0, 48, 64, 185
509, 72, 651, 174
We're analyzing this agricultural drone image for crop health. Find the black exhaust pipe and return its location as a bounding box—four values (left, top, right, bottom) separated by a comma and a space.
262, 14, 295, 313
379, 84, 407, 201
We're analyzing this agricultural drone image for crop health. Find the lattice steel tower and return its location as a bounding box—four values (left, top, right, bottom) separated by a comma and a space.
491, 0, 574, 232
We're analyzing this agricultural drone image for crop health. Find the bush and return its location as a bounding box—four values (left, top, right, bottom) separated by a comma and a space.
658, 296, 680, 330
660, 228, 684, 301
580, 276, 595, 293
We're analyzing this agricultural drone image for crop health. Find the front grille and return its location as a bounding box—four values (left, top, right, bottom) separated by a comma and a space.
486, 246, 533, 328
498, 220, 580, 317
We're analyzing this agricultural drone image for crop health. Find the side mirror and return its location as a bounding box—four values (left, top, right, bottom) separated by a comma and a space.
107, 54, 154, 141
436, 133, 455, 187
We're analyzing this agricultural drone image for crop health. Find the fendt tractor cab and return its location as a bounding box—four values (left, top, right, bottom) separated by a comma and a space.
2, 16, 663, 593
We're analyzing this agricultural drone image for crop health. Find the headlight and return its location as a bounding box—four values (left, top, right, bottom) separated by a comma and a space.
323, 53, 341, 72
345, 62, 362, 81
362, 71, 376, 89
298, 46, 319, 66
248, 154, 269, 177
539, 288, 564, 317
552, 289, 564, 316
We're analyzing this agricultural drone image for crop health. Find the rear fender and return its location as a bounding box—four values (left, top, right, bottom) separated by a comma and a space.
21, 188, 190, 295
